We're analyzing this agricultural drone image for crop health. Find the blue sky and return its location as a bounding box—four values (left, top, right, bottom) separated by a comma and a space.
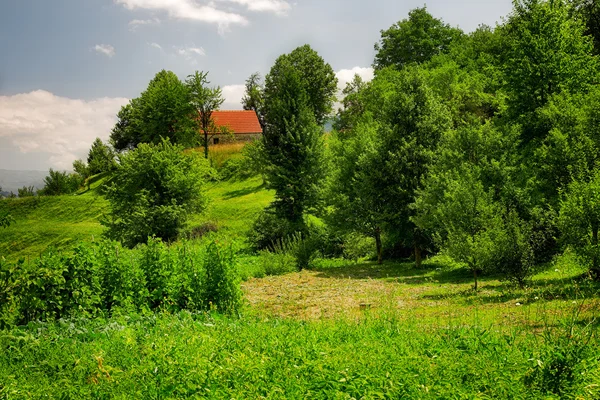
0, 0, 513, 170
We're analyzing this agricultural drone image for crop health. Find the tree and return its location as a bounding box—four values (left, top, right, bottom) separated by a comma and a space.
110, 70, 197, 151
333, 74, 368, 132
501, 0, 598, 142
377, 67, 452, 266
374, 7, 463, 70
326, 121, 388, 264
261, 55, 326, 226
242, 72, 265, 131
265, 44, 338, 126
17, 186, 35, 197
559, 170, 600, 279
40, 169, 82, 196
101, 139, 210, 248
185, 71, 225, 159
572, 0, 600, 54
87, 138, 117, 175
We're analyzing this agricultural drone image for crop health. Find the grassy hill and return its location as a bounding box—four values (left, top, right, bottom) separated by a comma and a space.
0, 174, 273, 261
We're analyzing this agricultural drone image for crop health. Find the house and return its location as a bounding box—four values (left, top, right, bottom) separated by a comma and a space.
207, 110, 262, 145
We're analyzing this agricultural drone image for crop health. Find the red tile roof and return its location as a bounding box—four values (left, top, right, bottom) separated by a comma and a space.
211, 110, 262, 134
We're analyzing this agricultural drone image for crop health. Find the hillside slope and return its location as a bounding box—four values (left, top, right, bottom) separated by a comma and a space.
0, 175, 273, 261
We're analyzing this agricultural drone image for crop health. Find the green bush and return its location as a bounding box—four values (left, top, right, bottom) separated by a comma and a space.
102, 139, 211, 248
342, 233, 375, 262
202, 242, 241, 314
248, 209, 304, 251
0, 239, 242, 328
40, 169, 83, 196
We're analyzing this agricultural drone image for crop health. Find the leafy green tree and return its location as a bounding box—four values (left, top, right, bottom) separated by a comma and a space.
87, 138, 117, 175
185, 71, 225, 159
40, 169, 82, 196
101, 139, 210, 248
110, 70, 197, 151
326, 121, 388, 264
572, 0, 600, 54
535, 87, 600, 204
377, 67, 452, 265
559, 170, 600, 279
374, 7, 463, 70
265, 44, 337, 126
72, 159, 91, 190
333, 74, 368, 132
501, 0, 598, 142
262, 55, 326, 226
242, 72, 265, 130
17, 186, 35, 197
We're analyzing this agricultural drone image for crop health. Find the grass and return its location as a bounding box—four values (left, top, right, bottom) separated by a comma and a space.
1, 172, 272, 262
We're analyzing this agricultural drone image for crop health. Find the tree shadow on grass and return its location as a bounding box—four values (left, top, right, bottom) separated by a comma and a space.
422, 272, 600, 304
312, 259, 497, 286
222, 183, 265, 200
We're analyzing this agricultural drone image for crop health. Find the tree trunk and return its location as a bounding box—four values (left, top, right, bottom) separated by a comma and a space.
375, 228, 382, 265
473, 269, 478, 291
415, 245, 422, 269
204, 131, 209, 159
592, 225, 599, 280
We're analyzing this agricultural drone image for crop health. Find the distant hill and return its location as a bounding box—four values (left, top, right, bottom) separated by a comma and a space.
0, 169, 46, 194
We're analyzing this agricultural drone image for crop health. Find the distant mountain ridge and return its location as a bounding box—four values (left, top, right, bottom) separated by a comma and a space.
0, 169, 47, 194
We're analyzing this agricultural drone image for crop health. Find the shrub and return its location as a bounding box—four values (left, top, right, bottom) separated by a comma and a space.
343, 233, 375, 262
248, 209, 305, 251
101, 139, 211, 248
202, 242, 241, 314
0, 238, 242, 328
17, 186, 35, 197
40, 169, 82, 196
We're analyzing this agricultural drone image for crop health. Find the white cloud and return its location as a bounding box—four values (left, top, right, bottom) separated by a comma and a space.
335, 66, 374, 91
0, 91, 128, 170
114, 0, 248, 33
128, 17, 160, 31
174, 45, 205, 62
220, 0, 291, 15
221, 84, 245, 110
149, 42, 163, 50
94, 44, 116, 58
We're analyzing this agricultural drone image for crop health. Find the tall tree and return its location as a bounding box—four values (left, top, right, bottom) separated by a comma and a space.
185, 71, 225, 159
265, 44, 338, 126
374, 7, 463, 70
501, 0, 598, 142
242, 72, 265, 131
110, 70, 197, 151
262, 56, 326, 225
87, 138, 117, 175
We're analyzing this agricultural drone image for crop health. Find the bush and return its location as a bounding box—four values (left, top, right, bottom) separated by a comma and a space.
342, 233, 375, 262
102, 139, 211, 248
0, 239, 242, 328
248, 209, 305, 251
17, 186, 35, 197
40, 169, 82, 196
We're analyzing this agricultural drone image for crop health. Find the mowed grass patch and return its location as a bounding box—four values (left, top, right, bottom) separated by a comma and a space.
243, 255, 600, 330
0, 311, 598, 398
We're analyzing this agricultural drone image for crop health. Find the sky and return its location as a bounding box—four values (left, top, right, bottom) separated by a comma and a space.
0, 0, 513, 171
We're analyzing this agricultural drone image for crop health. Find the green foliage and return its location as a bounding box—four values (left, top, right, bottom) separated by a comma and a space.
248, 210, 303, 251
0, 239, 242, 327
101, 139, 210, 247
265, 44, 338, 126
186, 70, 225, 159
110, 70, 197, 151
559, 170, 600, 277
262, 53, 327, 224
501, 0, 598, 141
40, 169, 83, 196
17, 186, 35, 197
242, 72, 265, 130
0, 211, 14, 229
374, 7, 463, 70
87, 138, 117, 175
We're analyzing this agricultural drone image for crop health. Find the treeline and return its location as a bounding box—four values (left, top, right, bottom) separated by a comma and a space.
243, 0, 600, 287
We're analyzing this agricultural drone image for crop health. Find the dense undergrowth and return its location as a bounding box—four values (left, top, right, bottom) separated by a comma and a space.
0, 310, 598, 398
